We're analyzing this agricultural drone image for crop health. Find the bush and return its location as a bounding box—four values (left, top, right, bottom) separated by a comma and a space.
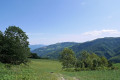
4, 64, 12, 69
29, 53, 41, 59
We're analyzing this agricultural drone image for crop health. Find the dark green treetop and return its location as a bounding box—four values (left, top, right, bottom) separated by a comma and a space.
0, 26, 30, 64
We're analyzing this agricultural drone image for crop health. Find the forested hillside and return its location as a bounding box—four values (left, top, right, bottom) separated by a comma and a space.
71, 37, 120, 62
29, 44, 46, 51
32, 42, 77, 58
32, 37, 120, 62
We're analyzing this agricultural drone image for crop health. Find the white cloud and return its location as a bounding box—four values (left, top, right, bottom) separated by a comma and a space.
83, 29, 120, 36
54, 29, 120, 44
79, 29, 120, 42
28, 29, 120, 45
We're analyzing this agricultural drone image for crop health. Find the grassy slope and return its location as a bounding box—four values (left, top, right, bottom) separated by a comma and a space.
0, 59, 120, 80
0, 59, 60, 80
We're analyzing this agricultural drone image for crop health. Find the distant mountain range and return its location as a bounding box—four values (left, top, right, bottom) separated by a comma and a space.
29, 44, 46, 51
32, 37, 120, 62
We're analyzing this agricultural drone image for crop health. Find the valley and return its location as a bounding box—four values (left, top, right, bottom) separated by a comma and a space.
1, 0, 120, 80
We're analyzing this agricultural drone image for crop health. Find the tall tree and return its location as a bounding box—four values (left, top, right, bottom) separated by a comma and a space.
0, 26, 30, 64
0, 31, 3, 54
60, 48, 76, 69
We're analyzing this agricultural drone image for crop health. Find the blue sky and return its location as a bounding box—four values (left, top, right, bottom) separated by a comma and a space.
0, 0, 120, 45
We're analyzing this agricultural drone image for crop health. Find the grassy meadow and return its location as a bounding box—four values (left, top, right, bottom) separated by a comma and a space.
0, 59, 120, 80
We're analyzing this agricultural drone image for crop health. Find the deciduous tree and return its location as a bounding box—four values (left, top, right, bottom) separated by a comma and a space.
0, 26, 30, 64
60, 48, 76, 69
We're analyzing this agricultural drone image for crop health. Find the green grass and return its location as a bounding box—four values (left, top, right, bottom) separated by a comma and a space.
0, 59, 120, 80
0, 59, 60, 80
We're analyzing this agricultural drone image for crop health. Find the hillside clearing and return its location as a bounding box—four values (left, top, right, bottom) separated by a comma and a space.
0, 59, 120, 80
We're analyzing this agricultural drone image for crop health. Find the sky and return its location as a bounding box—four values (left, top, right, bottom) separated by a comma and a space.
0, 0, 120, 45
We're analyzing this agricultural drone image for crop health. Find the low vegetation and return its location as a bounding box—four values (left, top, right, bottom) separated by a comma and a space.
29, 53, 41, 59
0, 59, 58, 80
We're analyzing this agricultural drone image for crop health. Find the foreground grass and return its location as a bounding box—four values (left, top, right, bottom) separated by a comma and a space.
60, 63, 120, 80
0, 59, 120, 80
0, 59, 60, 80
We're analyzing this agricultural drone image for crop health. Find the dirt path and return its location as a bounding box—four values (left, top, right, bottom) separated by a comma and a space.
60, 76, 66, 80
73, 77, 80, 80
58, 74, 80, 80
58, 74, 66, 80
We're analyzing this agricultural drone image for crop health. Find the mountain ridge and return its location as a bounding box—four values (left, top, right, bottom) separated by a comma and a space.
29, 44, 46, 51
32, 37, 120, 62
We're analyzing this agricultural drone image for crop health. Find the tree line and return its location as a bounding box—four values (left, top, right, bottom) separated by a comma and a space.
60, 48, 116, 71
0, 26, 30, 65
